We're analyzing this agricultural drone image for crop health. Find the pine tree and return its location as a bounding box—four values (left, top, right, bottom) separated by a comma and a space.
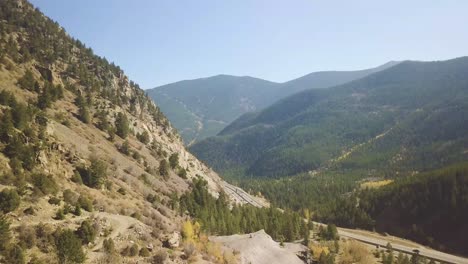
96, 110, 109, 131
0, 215, 11, 251
159, 159, 169, 179
81, 156, 107, 188
11, 101, 29, 130
137, 130, 150, 144
169, 153, 179, 169
37, 85, 52, 109
78, 104, 90, 124
17, 69, 35, 90
0, 109, 15, 142
0, 188, 20, 214
75, 220, 96, 244
55, 229, 86, 264
4, 244, 25, 264
115, 112, 129, 138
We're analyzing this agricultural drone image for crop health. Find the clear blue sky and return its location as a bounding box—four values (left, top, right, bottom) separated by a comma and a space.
30, 0, 468, 88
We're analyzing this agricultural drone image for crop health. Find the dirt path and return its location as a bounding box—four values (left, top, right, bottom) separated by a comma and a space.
90, 212, 144, 251
12, 211, 144, 251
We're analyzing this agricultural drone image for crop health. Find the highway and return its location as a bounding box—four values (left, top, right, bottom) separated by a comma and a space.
338, 228, 468, 264
222, 182, 468, 263
222, 181, 266, 207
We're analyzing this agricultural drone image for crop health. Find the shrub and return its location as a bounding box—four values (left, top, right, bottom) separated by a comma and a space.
9, 157, 23, 175
73, 205, 82, 216
169, 153, 179, 169
129, 244, 139, 256
79, 157, 107, 189
130, 212, 141, 220
78, 105, 91, 124
55, 229, 86, 264
115, 112, 129, 139
23, 206, 35, 215
152, 250, 167, 264
63, 189, 79, 204
18, 225, 36, 249
183, 242, 195, 258
35, 223, 55, 253
159, 160, 169, 179
121, 244, 139, 257
146, 194, 158, 203
117, 187, 126, 195
96, 110, 110, 131
139, 247, 150, 257
71, 171, 83, 184
32, 173, 58, 195
137, 131, 150, 144
0, 188, 20, 213
119, 140, 130, 155
48, 197, 61, 205
140, 173, 151, 185
64, 204, 74, 215
55, 208, 65, 220
0, 216, 11, 251
17, 69, 35, 90
178, 168, 187, 179
103, 238, 115, 253
75, 220, 96, 245
132, 150, 141, 161
27, 255, 46, 264
78, 195, 93, 212
4, 244, 25, 264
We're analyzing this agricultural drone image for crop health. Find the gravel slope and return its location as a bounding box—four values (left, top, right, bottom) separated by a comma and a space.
210, 230, 305, 264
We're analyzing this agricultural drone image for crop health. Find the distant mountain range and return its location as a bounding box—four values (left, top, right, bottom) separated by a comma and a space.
190, 57, 468, 178
147, 62, 399, 144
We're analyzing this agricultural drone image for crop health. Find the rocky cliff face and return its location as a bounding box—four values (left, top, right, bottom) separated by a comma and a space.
0, 1, 245, 263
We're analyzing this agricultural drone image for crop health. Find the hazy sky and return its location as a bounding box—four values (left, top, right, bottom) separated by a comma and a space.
30, 0, 468, 88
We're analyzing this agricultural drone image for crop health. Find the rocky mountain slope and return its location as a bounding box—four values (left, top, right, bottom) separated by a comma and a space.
147, 62, 398, 144
0, 1, 256, 263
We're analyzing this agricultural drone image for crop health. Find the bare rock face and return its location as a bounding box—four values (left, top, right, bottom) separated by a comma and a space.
164, 231, 181, 248
34, 64, 53, 82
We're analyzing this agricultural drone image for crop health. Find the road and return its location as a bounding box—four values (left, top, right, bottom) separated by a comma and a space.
338, 228, 468, 264
221, 183, 468, 263
222, 181, 266, 207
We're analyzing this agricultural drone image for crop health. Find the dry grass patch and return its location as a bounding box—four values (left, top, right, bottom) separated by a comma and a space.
338, 240, 374, 264
360, 179, 393, 189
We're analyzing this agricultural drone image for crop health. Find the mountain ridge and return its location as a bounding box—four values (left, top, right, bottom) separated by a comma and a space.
190, 56, 468, 178
147, 61, 399, 144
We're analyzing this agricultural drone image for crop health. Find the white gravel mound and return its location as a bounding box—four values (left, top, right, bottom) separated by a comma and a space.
210, 230, 305, 264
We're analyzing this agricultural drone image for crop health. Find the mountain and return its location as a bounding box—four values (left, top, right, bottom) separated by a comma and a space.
190, 57, 468, 179
279, 60, 400, 95
0, 1, 274, 263
148, 75, 279, 145
147, 62, 398, 145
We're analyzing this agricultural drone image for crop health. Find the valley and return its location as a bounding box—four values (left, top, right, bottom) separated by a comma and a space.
1, 0, 468, 264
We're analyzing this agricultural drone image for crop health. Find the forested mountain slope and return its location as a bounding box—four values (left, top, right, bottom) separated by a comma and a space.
147, 75, 278, 145
147, 62, 397, 144
316, 162, 468, 256
191, 57, 468, 178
